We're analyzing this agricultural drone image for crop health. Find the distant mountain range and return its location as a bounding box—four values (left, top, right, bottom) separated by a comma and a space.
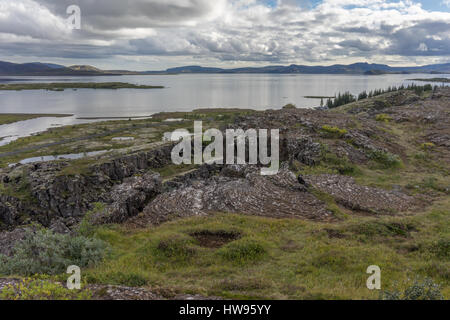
0, 61, 130, 76
0, 60, 449, 76
150, 62, 450, 75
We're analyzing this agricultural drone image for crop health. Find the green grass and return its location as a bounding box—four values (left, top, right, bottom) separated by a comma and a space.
80, 198, 449, 299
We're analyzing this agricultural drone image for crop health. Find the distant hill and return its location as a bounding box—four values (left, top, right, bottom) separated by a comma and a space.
29, 62, 65, 69
0, 61, 121, 76
1, 60, 449, 76
147, 62, 450, 75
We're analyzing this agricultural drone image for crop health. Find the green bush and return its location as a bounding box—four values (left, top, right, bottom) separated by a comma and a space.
381, 278, 444, 300
0, 229, 108, 276
321, 152, 358, 175
368, 150, 402, 169
420, 142, 436, 151
321, 125, 348, 138
218, 239, 267, 265
375, 114, 393, 123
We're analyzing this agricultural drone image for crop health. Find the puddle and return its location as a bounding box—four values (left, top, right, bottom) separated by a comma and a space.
9, 150, 110, 167
0, 115, 150, 147
112, 137, 135, 141
0, 116, 98, 147
164, 118, 185, 122
190, 231, 242, 248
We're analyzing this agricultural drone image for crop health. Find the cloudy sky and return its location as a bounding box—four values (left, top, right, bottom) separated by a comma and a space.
0, 0, 449, 70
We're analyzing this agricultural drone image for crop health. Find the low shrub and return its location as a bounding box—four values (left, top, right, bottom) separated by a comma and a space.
375, 114, 393, 123
321, 125, 348, 138
368, 150, 402, 169
0, 278, 92, 300
381, 278, 444, 300
420, 142, 436, 151
0, 229, 108, 276
321, 152, 358, 175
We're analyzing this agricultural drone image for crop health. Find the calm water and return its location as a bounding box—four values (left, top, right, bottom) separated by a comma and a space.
0, 73, 447, 146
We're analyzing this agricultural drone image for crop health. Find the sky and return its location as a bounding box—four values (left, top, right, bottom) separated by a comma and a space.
0, 0, 449, 70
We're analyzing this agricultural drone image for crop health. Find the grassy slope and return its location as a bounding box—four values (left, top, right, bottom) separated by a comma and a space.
83, 95, 449, 299
84, 200, 448, 299
0, 97, 448, 299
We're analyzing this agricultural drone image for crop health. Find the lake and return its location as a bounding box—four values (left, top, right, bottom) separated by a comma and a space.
0, 73, 448, 146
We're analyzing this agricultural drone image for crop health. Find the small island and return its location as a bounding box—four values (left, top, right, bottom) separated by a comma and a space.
0, 82, 165, 91
409, 78, 450, 83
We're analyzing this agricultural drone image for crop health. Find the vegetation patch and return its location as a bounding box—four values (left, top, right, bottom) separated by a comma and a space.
321, 125, 348, 138
95, 271, 149, 287
381, 277, 444, 300
0, 229, 108, 276
148, 235, 197, 264
346, 220, 417, 240
375, 114, 393, 123
431, 239, 450, 260
302, 146, 360, 176
190, 230, 242, 248
420, 142, 436, 151
218, 239, 268, 265
368, 149, 402, 169
0, 278, 92, 300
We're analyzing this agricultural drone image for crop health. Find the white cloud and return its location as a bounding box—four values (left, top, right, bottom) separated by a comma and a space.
0, 0, 449, 68
0, 0, 70, 39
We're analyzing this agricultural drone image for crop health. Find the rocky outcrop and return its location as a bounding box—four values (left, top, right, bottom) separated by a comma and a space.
305, 174, 422, 214
93, 172, 162, 224
0, 195, 24, 227
0, 144, 173, 230
0, 228, 28, 257
285, 136, 322, 166
128, 165, 333, 227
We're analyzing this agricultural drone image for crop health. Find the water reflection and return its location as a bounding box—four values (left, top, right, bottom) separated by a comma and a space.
9, 150, 110, 166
